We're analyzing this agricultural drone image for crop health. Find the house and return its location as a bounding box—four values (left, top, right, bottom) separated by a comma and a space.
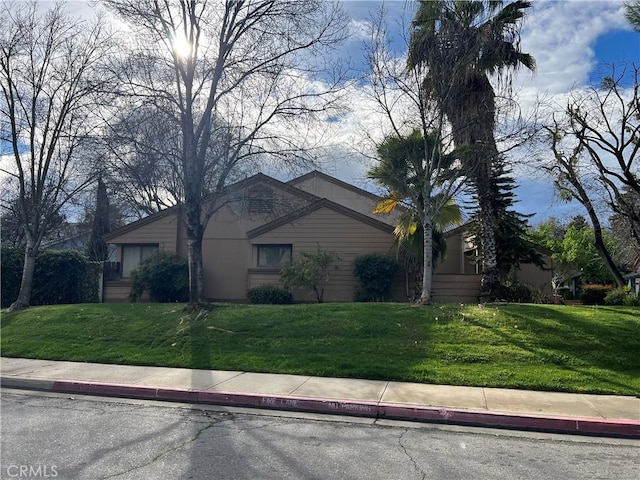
436, 225, 554, 302
624, 257, 640, 295
103, 171, 553, 303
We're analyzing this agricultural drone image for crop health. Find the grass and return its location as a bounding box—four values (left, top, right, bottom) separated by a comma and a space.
1, 302, 639, 395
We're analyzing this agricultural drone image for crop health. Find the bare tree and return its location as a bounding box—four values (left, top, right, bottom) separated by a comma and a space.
0, 1, 114, 311
103, 0, 349, 307
541, 67, 639, 286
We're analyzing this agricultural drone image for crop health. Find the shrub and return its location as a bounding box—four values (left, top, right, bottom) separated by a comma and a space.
247, 285, 293, 304
623, 293, 640, 307
604, 287, 639, 306
31, 250, 90, 305
130, 252, 188, 303
353, 253, 399, 302
499, 280, 532, 303
1, 247, 24, 307
556, 286, 573, 300
1, 247, 99, 307
579, 284, 612, 305
280, 245, 339, 303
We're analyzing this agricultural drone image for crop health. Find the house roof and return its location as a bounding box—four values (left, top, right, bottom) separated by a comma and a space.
246, 197, 395, 239
104, 172, 321, 242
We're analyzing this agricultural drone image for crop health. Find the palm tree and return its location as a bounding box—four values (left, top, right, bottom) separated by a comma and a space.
408, 0, 535, 298
381, 200, 461, 301
369, 129, 462, 303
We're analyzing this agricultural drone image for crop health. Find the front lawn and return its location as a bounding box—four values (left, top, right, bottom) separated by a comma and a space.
1, 303, 638, 395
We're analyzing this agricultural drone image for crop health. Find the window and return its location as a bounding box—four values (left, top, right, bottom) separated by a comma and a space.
248, 186, 274, 214
257, 244, 292, 268
122, 244, 159, 278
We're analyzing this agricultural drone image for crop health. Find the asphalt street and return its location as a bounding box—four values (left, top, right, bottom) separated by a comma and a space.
1, 390, 638, 480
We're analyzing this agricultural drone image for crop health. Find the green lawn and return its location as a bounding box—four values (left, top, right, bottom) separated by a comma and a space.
1, 303, 638, 395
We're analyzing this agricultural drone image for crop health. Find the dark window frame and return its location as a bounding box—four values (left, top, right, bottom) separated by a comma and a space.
256, 244, 292, 268
121, 243, 159, 278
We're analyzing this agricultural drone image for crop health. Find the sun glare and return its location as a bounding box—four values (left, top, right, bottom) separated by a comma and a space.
172, 32, 192, 59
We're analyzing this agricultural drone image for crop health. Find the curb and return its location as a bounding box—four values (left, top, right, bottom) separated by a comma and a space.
3, 377, 639, 439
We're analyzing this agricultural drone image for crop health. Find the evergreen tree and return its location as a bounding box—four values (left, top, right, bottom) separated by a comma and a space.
85, 178, 110, 262
468, 159, 544, 280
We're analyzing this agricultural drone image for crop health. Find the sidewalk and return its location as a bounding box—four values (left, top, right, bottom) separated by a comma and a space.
1, 357, 638, 438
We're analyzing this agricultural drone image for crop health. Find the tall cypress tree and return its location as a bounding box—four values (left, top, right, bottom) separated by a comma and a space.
86, 178, 110, 262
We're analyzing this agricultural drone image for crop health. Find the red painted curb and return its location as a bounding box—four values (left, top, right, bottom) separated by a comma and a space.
33, 379, 639, 439
378, 403, 640, 438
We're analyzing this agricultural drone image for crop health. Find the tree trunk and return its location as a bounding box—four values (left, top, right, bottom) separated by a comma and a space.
8, 239, 38, 312
563, 162, 626, 288
419, 217, 433, 304
476, 164, 500, 299
186, 216, 205, 305
588, 207, 625, 287
446, 76, 502, 301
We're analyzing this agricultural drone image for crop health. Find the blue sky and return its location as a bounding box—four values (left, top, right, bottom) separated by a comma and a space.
326, 0, 640, 224
4, 1, 639, 225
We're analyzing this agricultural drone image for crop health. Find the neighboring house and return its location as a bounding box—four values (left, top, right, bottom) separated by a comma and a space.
44, 227, 117, 261
624, 257, 640, 295
43, 230, 92, 252
103, 171, 552, 303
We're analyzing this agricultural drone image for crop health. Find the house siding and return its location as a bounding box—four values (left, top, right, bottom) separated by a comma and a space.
291, 174, 400, 226
111, 213, 179, 255
431, 274, 482, 303
103, 280, 150, 303
250, 206, 402, 302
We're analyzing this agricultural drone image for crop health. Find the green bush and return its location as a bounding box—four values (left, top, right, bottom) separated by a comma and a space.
280, 245, 339, 303
499, 280, 532, 303
32, 250, 90, 305
579, 284, 612, 305
130, 252, 188, 303
604, 287, 639, 306
353, 253, 399, 302
556, 286, 573, 300
1, 247, 99, 307
623, 293, 640, 307
81, 262, 102, 303
247, 285, 293, 304
1, 247, 24, 307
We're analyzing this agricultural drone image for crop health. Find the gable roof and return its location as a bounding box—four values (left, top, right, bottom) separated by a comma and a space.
247, 198, 395, 239
288, 170, 385, 203
104, 172, 320, 242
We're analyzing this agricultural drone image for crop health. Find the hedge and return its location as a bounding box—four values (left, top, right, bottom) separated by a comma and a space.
353, 253, 399, 302
1, 247, 100, 307
247, 285, 293, 304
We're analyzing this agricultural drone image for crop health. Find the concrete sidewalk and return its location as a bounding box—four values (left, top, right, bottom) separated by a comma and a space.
1, 357, 638, 438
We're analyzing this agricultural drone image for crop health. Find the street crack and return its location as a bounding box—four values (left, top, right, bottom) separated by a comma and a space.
100, 414, 233, 479
398, 429, 427, 480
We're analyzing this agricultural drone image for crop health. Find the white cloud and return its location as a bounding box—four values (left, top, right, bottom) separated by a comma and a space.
518, 0, 629, 94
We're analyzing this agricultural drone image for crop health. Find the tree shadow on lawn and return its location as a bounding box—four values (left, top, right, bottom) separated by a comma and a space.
468, 305, 640, 394
189, 309, 213, 370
